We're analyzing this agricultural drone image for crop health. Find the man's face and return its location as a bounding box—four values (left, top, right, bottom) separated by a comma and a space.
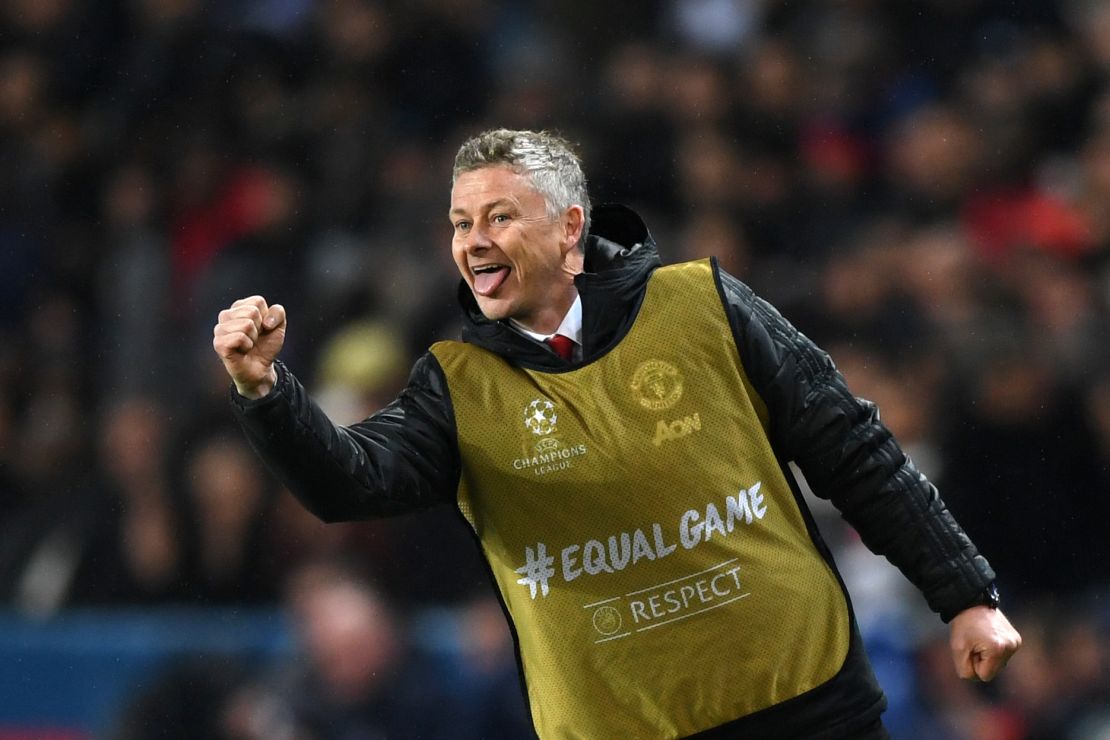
450, 165, 583, 333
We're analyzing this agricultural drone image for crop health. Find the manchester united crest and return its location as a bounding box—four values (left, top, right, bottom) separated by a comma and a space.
631, 360, 684, 411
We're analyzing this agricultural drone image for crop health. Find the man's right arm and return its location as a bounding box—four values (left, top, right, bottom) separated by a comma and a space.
213, 295, 460, 521
231, 354, 461, 521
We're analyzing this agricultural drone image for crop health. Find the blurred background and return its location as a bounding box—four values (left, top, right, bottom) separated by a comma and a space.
1, 0, 1109, 737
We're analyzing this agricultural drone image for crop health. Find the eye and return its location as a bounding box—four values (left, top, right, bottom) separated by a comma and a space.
492, 213, 511, 225
454, 220, 471, 234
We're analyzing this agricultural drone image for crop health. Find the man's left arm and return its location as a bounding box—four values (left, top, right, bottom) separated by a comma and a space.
716, 268, 1021, 680
950, 602, 1022, 681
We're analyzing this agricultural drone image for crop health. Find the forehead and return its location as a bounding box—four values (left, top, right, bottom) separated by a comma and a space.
449, 165, 543, 213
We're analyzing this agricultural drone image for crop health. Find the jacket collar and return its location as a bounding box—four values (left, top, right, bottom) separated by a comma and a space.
457, 204, 661, 369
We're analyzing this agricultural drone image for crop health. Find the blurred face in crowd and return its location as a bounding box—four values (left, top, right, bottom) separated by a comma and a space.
293, 578, 398, 702
100, 398, 164, 483
188, 436, 264, 530
450, 165, 584, 334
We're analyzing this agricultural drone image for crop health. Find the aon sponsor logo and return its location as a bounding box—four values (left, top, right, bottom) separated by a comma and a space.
653, 413, 701, 447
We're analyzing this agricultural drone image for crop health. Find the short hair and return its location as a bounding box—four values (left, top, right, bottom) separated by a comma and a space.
453, 129, 591, 247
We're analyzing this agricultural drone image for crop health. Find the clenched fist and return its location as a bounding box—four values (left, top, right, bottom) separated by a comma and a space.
949, 605, 1022, 682
213, 296, 287, 399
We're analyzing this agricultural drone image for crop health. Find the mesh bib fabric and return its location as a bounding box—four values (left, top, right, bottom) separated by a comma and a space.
431, 260, 850, 739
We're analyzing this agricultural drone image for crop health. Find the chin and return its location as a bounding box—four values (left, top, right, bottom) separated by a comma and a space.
475, 296, 513, 322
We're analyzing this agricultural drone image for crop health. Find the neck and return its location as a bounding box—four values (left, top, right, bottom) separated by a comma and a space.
516, 286, 578, 335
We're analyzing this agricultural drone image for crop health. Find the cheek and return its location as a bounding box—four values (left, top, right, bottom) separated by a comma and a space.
451, 243, 469, 278
511, 235, 550, 274
520, 241, 562, 278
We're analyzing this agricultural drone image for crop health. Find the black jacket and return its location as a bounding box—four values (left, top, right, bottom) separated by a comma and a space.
233, 204, 995, 738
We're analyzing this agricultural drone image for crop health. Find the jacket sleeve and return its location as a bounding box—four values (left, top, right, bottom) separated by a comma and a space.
716, 267, 995, 621
230, 352, 461, 522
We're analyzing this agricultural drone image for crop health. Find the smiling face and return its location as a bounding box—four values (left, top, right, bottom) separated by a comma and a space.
450, 165, 584, 334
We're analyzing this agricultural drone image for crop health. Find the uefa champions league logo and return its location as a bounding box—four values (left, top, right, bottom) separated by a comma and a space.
525, 398, 558, 436
512, 399, 586, 475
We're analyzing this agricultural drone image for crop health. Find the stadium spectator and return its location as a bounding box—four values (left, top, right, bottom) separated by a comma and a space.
222, 557, 458, 739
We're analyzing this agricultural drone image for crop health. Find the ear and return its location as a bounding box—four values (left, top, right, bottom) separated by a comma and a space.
562, 205, 585, 251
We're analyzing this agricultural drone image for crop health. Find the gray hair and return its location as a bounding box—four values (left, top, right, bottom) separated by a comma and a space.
453, 129, 591, 248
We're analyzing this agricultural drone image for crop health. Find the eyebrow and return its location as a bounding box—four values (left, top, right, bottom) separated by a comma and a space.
449, 197, 516, 218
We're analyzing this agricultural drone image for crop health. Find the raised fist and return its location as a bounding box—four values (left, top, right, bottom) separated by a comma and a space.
213, 296, 287, 399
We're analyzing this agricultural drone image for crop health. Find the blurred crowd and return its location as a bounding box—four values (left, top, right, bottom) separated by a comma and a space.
1, 0, 1110, 738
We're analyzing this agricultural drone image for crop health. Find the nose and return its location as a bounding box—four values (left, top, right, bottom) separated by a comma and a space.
463, 222, 493, 252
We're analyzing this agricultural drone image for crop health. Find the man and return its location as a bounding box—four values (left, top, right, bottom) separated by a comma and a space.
214, 129, 1021, 739
223, 557, 469, 739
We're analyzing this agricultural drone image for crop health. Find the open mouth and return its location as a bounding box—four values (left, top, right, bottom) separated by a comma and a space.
472, 264, 511, 296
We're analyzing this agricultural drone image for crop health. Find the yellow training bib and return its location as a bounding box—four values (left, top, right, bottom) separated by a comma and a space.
431, 260, 850, 739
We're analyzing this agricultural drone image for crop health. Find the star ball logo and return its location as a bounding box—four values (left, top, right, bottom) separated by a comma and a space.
525, 398, 558, 436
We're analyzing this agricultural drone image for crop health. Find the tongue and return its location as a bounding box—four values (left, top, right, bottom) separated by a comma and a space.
474, 267, 510, 296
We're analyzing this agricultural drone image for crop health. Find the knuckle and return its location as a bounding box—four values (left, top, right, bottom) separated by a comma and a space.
232, 295, 265, 310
